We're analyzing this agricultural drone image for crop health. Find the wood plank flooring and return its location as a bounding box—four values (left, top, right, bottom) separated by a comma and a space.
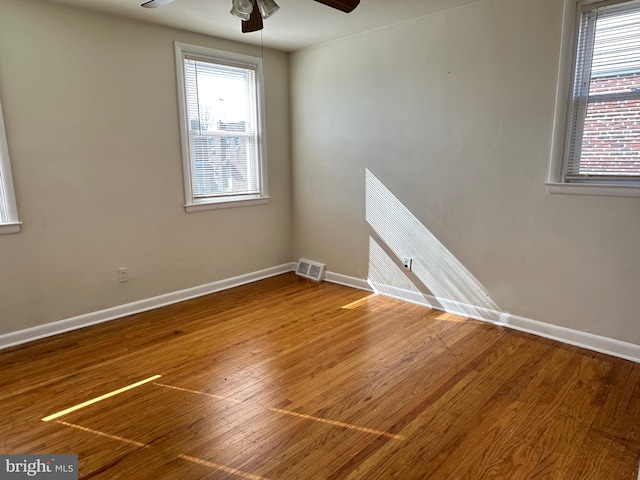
0, 272, 639, 479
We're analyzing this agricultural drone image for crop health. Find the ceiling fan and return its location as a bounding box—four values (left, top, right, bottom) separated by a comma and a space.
141, 0, 361, 33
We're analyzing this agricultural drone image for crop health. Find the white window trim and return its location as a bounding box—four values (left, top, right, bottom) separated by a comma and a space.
0, 96, 21, 234
547, 0, 640, 198
174, 42, 269, 212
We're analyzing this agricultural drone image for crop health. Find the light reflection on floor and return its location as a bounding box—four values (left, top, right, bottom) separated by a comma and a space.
42, 376, 403, 479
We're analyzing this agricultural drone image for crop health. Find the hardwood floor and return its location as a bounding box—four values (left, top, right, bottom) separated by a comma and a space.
1, 272, 639, 479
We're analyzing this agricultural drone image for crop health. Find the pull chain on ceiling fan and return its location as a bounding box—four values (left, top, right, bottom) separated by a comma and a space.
141, 0, 360, 33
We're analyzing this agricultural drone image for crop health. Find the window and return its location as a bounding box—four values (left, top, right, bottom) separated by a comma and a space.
0, 95, 20, 234
175, 43, 268, 211
549, 0, 640, 196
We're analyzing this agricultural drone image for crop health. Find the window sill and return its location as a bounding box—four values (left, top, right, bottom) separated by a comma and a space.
185, 196, 270, 212
0, 222, 22, 234
546, 183, 640, 198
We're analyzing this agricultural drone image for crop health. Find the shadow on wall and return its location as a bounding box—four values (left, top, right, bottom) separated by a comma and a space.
365, 168, 507, 323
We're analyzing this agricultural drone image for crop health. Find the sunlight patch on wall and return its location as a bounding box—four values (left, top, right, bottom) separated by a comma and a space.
365, 169, 505, 323
368, 236, 436, 308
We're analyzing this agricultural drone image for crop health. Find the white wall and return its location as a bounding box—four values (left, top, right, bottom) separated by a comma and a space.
0, 0, 291, 335
290, 0, 640, 345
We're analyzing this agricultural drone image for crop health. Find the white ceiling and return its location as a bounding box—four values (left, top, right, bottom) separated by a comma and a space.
39, 0, 479, 52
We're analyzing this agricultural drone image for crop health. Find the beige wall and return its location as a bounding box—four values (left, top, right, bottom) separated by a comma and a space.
0, 0, 291, 334
2, 0, 639, 348
290, 0, 640, 344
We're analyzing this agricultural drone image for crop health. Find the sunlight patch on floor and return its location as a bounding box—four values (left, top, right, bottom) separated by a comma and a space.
341, 294, 377, 310
56, 421, 269, 480
179, 454, 270, 480
41, 375, 162, 422
56, 421, 148, 448
154, 382, 404, 440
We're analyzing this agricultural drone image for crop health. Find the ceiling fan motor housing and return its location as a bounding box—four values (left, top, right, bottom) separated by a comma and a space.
142, 0, 361, 32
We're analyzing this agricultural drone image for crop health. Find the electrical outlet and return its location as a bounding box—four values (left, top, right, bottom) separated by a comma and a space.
403, 257, 412, 271
117, 267, 129, 283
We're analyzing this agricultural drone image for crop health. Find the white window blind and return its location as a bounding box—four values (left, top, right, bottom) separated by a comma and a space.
564, 0, 640, 184
0, 166, 8, 222
182, 52, 262, 201
0, 95, 20, 233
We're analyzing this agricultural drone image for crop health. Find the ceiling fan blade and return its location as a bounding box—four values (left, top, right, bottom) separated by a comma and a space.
242, 0, 264, 32
141, 0, 176, 8
312, 0, 360, 13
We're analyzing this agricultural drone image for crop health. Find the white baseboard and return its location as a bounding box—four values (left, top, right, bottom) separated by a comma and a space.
4, 265, 639, 364
324, 271, 640, 363
505, 314, 640, 364
324, 271, 373, 292
0, 263, 295, 351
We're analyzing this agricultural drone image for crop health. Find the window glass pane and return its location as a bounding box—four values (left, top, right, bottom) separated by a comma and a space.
590, 8, 640, 82
581, 5, 640, 176
581, 97, 640, 174
183, 56, 260, 198
565, 1, 640, 181
0, 96, 19, 228
192, 134, 259, 197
